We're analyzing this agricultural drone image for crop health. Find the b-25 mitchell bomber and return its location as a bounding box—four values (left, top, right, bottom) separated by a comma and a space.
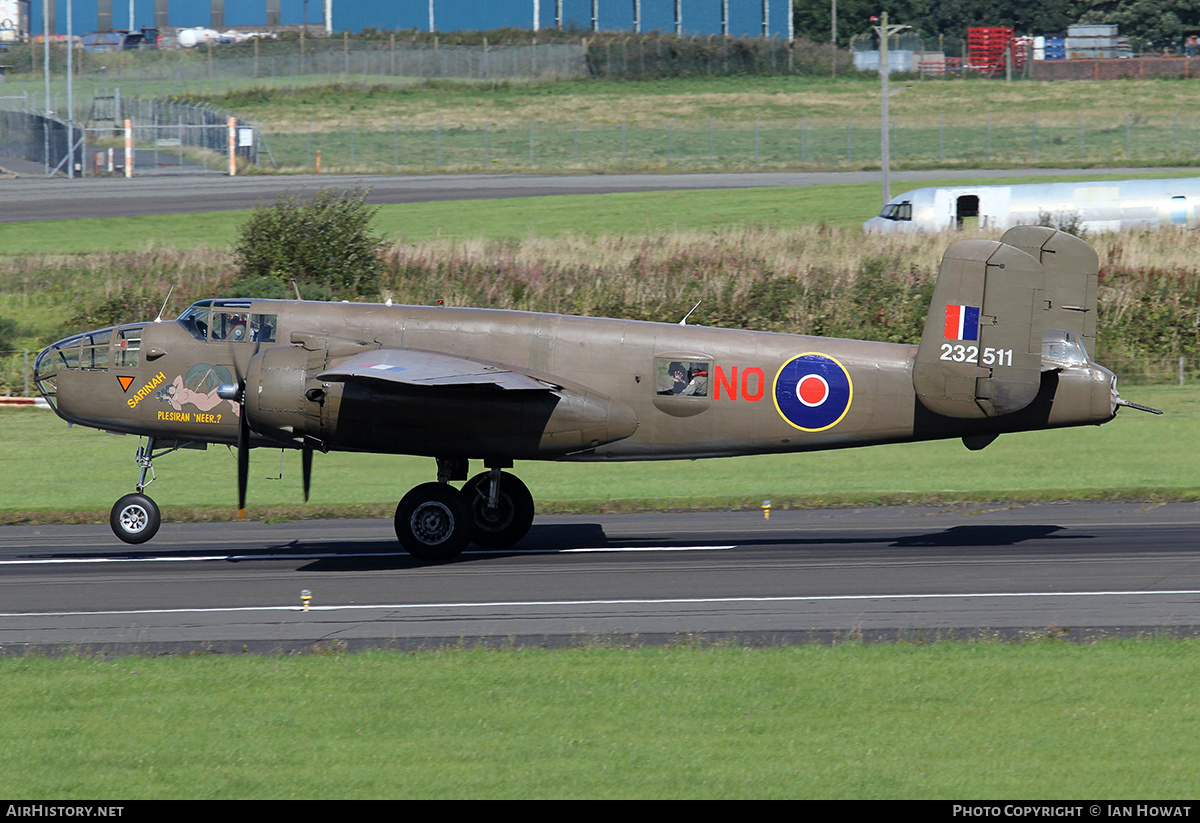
34, 227, 1158, 561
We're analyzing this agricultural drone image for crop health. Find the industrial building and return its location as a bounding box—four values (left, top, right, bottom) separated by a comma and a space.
19, 0, 795, 39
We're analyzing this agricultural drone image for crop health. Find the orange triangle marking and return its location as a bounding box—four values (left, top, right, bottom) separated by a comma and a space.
117, 375, 135, 392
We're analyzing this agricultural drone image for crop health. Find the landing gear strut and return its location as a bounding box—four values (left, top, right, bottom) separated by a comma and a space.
392, 462, 534, 561
110, 437, 201, 545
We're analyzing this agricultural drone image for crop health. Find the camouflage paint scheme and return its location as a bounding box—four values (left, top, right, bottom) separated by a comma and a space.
34, 227, 1154, 559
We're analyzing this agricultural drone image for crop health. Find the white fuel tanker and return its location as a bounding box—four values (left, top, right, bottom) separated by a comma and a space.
177, 27, 218, 48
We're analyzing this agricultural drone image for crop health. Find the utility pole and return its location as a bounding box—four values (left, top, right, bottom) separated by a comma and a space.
873, 11, 909, 206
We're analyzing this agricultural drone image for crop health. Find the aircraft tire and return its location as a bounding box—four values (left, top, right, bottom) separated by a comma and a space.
110, 493, 161, 545
463, 472, 535, 548
394, 482, 473, 561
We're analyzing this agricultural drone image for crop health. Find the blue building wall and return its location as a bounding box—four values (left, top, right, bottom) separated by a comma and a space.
30, 0, 792, 39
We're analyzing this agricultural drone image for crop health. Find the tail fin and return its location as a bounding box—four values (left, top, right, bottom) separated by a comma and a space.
913, 234, 1063, 419
999, 225, 1099, 359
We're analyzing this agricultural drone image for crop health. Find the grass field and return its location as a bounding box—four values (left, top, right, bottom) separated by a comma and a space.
3, 641, 1200, 799
5, 170, 1198, 257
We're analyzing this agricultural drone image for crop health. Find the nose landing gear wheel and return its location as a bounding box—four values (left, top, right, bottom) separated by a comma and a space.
394, 482, 474, 561
463, 471, 534, 548
110, 493, 161, 545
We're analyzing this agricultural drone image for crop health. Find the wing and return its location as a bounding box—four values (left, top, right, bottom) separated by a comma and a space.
317, 348, 557, 391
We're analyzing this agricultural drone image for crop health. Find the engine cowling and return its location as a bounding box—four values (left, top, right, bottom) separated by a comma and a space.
243, 345, 328, 446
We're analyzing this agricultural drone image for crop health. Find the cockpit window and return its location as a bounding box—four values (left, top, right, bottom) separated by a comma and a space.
178, 303, 211, 341
212, 311, 249, 342
178, 301, 271, 343
1042, 330, 1089, 368
880, 201, 913, 221
250, 314, 277, 343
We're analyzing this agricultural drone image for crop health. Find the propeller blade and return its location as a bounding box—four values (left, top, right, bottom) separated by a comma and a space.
237, 409, 249, 519
301, 446, 313, 503
230, 338, 260, 521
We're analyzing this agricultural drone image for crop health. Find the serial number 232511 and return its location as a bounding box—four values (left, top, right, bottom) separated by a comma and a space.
940, 343, 1014, 366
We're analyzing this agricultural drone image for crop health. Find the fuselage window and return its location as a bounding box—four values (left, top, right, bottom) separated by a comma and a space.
54, 335, 83, 370
115, 328, 142, 368
656, 358, 711, 397
81, 331, 110, 370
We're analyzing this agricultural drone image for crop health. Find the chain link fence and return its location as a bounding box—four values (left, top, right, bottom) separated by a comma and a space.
251, 109, 1200, 174
5, 105, 1195, 176
0, 93, 257, 176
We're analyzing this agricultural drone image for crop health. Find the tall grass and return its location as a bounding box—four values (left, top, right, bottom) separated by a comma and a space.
2, 224, 1200, 390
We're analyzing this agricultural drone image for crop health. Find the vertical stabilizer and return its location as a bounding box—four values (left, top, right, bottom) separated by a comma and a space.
913, 239, 1045, 418
1000, 226, 1099, 357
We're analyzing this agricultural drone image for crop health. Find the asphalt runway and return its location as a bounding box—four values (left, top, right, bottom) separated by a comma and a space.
1, 166, 1192, 223
3, 502, 1200, 653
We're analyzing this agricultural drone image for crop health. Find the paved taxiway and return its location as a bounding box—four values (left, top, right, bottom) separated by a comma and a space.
2, 167, 1193, 223
2, 502, 1199, 653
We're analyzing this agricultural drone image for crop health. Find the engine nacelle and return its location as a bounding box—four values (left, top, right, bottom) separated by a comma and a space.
244, 345, 328, 446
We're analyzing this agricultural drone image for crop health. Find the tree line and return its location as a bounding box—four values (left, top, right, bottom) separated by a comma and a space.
793, 0, 1200, 52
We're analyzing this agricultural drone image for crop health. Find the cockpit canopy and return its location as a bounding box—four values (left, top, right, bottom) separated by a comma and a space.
178, 300, 277, 343
1041, 329, 1090, 369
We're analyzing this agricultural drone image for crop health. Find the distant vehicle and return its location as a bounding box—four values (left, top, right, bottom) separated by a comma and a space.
81, 28, 159, 52
176, 27, 276, 48
0, 0, 26, 44
177, 27, 219, 48
864, 177, 1200, 234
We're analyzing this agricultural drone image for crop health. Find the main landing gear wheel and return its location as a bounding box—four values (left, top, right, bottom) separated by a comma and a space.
463, 471, 534, 548
110, 493, 161, 545
394, 482, 474, 561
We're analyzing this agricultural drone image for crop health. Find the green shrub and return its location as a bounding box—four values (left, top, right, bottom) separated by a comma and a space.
232, 187, 386, 298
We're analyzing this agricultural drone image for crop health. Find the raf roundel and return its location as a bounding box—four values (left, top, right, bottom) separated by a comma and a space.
773, 353, 853, 431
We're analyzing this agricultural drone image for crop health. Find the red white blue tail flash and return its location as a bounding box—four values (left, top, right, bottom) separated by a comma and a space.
944, 304, 981, 341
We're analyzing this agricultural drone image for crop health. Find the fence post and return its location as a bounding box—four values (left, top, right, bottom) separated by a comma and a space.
124, 119, 134, 178
754, 115, 760, 167
227, 117, 236, 176
939, 112, 944, 163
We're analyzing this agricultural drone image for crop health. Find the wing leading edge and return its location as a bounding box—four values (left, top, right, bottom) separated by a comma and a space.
317, 348, 556, 391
